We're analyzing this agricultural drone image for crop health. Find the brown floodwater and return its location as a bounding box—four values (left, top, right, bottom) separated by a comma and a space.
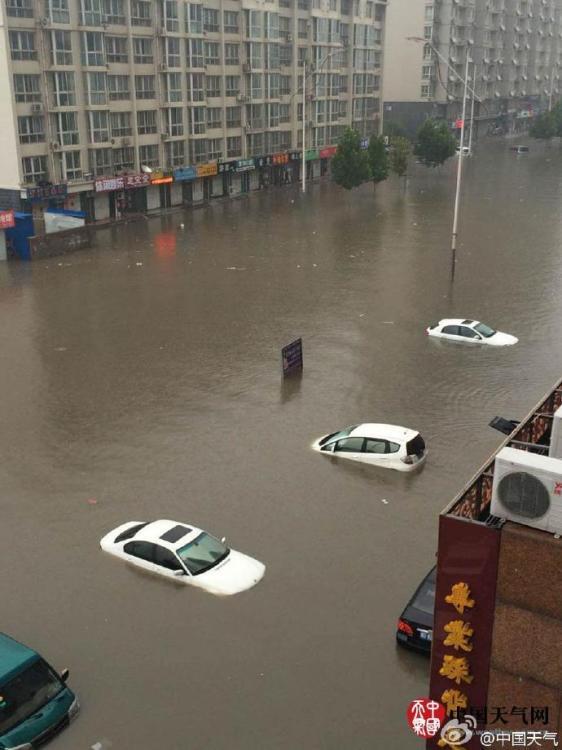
1, 140, 562, 750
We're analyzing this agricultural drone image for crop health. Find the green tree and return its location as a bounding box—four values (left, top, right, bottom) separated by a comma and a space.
331, 127, 371, 190
530, 111, 557, 140
367, 135, 389, 186
390, 137, 412, 178
414, 119, 456, 168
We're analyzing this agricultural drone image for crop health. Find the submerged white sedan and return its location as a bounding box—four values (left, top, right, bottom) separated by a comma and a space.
426, 319, 518, 346
312, 424, 427, 472
100, 520, 265, 595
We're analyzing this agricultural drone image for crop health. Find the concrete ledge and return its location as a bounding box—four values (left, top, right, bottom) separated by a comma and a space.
29, 225, 96, 260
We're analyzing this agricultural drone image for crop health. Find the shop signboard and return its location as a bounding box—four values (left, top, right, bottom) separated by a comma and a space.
196, 163, 218, 178
218, 161, 237, 174
27, 184, 68, 202
281, 338, 303, 377
124, 173, 150, 189
288, 151, 301, 161
272, 152, 289, 165
0, 209, 15, 230
173, 167, 197, 181
254, 155, 272, 168
319, 146, 337, 159
150, 175, 173, 185
305, 148, 319, 161
95, 176, 125, 193
360, 138, 369, 150
235, 159, 255, 172
455, 118, 464, 129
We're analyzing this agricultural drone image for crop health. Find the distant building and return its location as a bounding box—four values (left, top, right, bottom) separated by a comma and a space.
0, 0, 387, 222
426, 376, 562, 748
383, 0, 562, 139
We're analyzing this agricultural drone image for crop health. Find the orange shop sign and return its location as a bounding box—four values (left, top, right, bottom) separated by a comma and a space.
272, 153, 289, 165
151, 176, 173, 185
196, 163, 218, 178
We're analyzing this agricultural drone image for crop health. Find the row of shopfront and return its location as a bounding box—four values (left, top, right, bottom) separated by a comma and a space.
20, 147, 338, 224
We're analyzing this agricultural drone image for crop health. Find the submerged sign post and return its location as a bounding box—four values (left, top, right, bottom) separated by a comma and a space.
281, 338, 303, 377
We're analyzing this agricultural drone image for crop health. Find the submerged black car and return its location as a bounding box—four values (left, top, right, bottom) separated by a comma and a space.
396, 566, 436, 654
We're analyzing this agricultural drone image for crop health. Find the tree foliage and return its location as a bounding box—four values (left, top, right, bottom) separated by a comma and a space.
331, 127, 371, 190
414, 119, 456, 168
390, 137, 411, 178
530, 110, 558, 140
367, 135, 389, 185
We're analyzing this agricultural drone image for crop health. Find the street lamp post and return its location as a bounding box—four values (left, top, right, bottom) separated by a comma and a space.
451, 51, 471, 273
300, 45, 342, 193
468, 62, 476, 154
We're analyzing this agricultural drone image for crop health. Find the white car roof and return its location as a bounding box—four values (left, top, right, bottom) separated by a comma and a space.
349, 423, 419, 442
134, 520, 203, 551
438, 318, 480, 327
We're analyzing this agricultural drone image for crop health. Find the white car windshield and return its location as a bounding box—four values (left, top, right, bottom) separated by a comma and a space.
177, 533, 229, 575
474, 322, 496, 338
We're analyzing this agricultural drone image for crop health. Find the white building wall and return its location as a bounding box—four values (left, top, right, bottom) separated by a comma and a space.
383, 0, 427, 103
0, 4, 23, 191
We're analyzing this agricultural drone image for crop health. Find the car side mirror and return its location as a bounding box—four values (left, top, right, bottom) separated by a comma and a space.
173, 569, 186, 577
220, 537, 226, 544
60, 669, 69, 683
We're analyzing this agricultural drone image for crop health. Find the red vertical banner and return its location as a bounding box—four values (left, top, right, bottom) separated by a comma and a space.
427, 515, 501, 749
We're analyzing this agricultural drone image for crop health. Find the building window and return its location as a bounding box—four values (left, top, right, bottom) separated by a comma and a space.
89, 110, 109, 142
46, 0, 70, 21
422, 64, 433, 80
250, 73, 262, 99
135, 75, 155, 99
103, 0, 125, 24
246, 103, 263, 128
165, 36, 181, 67
108, 74, 130, 100
226, 106, 241, 128
51, 31, 72, 65
81, 31, 105, 66
89, 148, 111, 175
62, 150, 82, 180
279, 75, 290, 95
163, 0, 179, 32
187, 73, 205, 102
84, 71, 107, 104
204, 42, 220, 66
247, 41, 262, 68
137, 109, 157, 134
246, 132, 263, 156
165, 140, 185, 167
166, 107, 184, 136
56, 111, 79, 145
18, 116, 45, 144
297, 47, 307, 67
188, 38, 204, 68
139, 144, 159, 168
424, 25, 432, 40
224, 10, 239, 33
185, 3, 202, 34
279, 103, 290, 122
164, 72, 182, 102
106, 36, 128, 63
421, 83, 431, 98
298, 19, 307, 39
297, 0, 309, 9
131, 0, 151, 25
269, 101, 280, 127
52, 71, 76, 106
279, 0, 290, 7
227, 136, 241, 157
190, 107, 206, 135
9, 31, 36, 60
14, 74, 41, 103
280, 45, 292, 66
81, 0, 103, 25
203, 8, 219, 32
207, 138, 222, 160
189, 139, 207, 163
206, 75, 221, 98
7, 0, 33, 18
133, 37, 153, 64
206, 107, 222, 129
424, 4, 434, 21
111, 111, 131, 137
22, 156, 48, 184
113, 147, 135, 171
225, 43, 239, 66
225, 76, 240, 97
264, 12, 279, 40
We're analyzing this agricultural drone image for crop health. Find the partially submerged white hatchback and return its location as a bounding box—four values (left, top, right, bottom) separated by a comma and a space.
100, 520, 265, 595
426, 319, 518, 346
312, 424, 427, 472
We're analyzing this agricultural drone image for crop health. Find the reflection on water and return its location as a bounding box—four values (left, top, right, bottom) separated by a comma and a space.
1, 141, 562, 749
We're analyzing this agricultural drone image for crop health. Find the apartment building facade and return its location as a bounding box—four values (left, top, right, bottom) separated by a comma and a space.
0, 0, 386, 221
384, 0, 562, 138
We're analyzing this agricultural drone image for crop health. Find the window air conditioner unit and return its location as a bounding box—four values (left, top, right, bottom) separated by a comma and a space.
31, 103, 43, 113
491, 446, 562, 535
549, 405, 562, 459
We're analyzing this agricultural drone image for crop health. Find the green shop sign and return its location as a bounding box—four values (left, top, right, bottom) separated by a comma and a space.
305, 149, 319, 161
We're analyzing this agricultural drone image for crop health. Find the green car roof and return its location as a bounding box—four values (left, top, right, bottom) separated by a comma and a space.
0, 634, 38, 685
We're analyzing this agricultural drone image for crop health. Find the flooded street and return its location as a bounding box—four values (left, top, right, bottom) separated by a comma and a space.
1, 140, 562, 749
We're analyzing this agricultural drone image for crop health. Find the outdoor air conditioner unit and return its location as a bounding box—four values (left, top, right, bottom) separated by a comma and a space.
31, 103, 43, 113
121, 137, 130, 146
549, 405, 562, 459
38, 16, 50, 26
50, 141, 60, 150
161, 131, 170, 140
159, 63, 168, 71
491, 447, 562, 535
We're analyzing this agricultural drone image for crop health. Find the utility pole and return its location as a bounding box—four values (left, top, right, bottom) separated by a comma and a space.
549, 67, 555, 112
468, 62, 476, 154
451, 50, 471, 278
302, 60, 306, 193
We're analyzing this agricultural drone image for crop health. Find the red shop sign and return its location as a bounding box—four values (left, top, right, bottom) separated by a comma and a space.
319, 146, 337, 158
0, 209, 15, 229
